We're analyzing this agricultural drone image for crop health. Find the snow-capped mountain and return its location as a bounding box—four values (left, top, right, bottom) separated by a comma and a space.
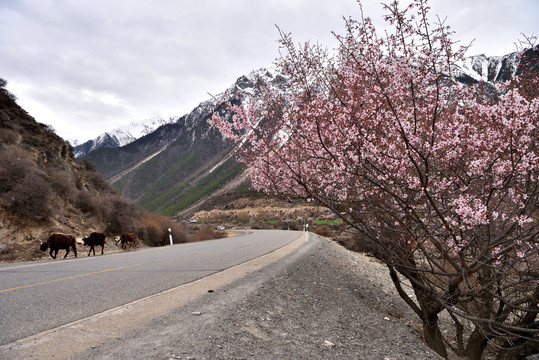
73, 117, 178, 158
453, 51, 519, 84
76, 47, 532, 162
82, 68, 289, 214
75, 47, 528, 160
76, 69, 286, 161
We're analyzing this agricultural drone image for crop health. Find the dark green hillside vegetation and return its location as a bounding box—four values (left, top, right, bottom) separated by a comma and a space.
150, 157, 244, 216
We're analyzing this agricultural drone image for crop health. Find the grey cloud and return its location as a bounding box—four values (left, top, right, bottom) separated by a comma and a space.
1, 0, 536, 142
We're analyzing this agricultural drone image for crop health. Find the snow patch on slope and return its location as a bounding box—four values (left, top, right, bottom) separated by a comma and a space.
73, 117, 178, 158
454, 52, 519, 83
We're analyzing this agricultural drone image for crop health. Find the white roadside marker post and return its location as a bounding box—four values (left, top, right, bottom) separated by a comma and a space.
168, 228, 173, 245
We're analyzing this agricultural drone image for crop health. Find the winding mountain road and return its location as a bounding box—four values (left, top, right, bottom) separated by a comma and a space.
0, 230, 301, 347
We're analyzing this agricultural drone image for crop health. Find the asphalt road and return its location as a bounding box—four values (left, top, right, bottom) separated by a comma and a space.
0, 230, 301, 346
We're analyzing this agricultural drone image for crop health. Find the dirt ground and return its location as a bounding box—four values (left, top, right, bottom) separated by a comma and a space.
1, 233, 443, 360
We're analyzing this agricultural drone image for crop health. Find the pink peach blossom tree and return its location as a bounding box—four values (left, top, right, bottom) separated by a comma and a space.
212, 1, 538, 358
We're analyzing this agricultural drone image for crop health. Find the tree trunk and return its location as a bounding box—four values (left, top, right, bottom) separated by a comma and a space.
393, 266, 449, 359
464, 328, 488, 360
422, 310, 448, 359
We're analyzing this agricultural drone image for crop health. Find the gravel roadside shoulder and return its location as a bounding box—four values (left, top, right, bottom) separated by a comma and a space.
76, 234, 442, 360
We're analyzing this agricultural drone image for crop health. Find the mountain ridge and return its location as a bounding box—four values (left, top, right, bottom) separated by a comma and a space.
73, 116, 178, 158
82, 48, 536, 217
454, 51, 518, 83
78, 50, 521, 160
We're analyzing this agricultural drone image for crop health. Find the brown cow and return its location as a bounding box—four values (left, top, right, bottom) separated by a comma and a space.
40, 233, 77, 259
117, 233, 137, 251
82, 232, 106, 256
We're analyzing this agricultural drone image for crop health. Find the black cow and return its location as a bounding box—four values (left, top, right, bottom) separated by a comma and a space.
82, 232, 106, 256
40, 233, 77, 259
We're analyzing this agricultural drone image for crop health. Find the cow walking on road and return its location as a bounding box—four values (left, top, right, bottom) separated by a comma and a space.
82, 232, 106, 256
116, 233, 137, 251
40, 233, 77, 259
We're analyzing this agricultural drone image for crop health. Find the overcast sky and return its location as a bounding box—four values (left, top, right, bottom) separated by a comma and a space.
1, 0, 537, 143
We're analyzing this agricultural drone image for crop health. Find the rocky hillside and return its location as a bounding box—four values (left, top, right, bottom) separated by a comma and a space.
0, 78, 151, 262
